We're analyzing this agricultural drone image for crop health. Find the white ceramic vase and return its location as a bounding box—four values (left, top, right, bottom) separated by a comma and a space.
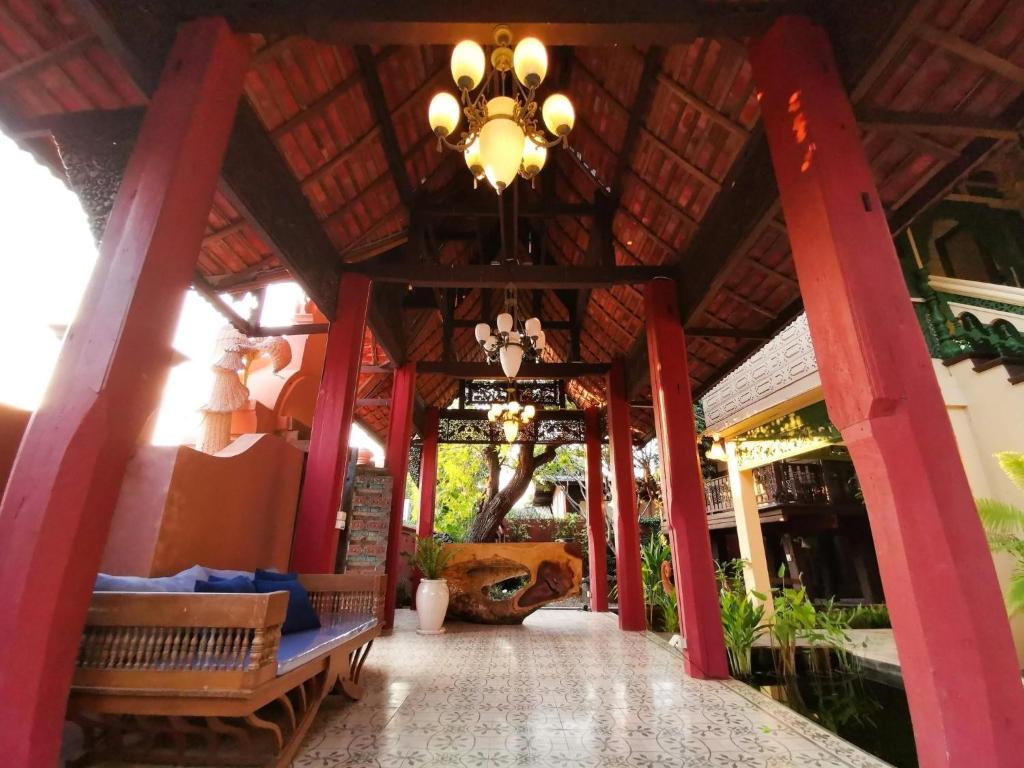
416, 579, 450, 635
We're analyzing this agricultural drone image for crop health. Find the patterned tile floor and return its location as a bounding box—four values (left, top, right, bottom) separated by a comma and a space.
293, 609, 891, 768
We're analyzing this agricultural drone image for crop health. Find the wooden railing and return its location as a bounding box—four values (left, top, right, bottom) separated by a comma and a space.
704, 459, 857, 515
704, 475, 733, 514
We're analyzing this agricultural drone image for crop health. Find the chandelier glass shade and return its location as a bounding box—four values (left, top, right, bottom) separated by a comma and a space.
487, 399, 537, 443
427, 25, 575, 193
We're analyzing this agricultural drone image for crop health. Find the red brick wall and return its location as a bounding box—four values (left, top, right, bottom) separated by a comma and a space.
344, 466, 392, 573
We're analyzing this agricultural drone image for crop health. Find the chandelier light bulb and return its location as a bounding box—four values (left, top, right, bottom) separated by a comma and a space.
524, 317, 541, 337
523, 404, 536, 420
428, 92, 461, 137
486, 334, 497, 349
542, 93, 575, 137
464, 136, 484, 179
474, 322, 491, 343
451, 40, 486, 90
508, 331, 521, 344
513, 37, 548, 88
521, 140, 547, 178
507, 400, 521, 414
502, 418, 519, 443
480, 96, 526, 191
496, 312, 514, 333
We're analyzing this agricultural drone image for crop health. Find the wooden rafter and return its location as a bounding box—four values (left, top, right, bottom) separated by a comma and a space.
354, 45, 414, 205
855, 107, 1020, 142
917, 23, 1024, 86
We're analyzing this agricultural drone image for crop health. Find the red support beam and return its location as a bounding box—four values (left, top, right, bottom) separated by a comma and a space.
0, 20, 249, 766
750, 17, 1024, 768
644, 278, 729, 678
417, 407, 440, 539
584, 407, 609, 612
607, 359, 645, 631
383, 362, 417, 628
290, 273, 371, 571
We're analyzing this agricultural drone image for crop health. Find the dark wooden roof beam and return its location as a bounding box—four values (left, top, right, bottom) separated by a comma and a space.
342, 263, 671, 288
417, 361, 609, 378
191, 0, 812, 45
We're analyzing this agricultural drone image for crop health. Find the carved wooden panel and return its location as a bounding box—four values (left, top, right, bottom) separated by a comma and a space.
700, 313, 817, 429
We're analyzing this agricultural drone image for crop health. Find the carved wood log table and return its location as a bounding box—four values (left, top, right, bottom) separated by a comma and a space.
442, 542, 583, 624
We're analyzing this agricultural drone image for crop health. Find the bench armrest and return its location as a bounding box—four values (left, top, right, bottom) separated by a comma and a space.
299, 573, 386, 624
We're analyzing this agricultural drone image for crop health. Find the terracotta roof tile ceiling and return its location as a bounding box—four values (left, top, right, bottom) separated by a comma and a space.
1, 0, 1022, 443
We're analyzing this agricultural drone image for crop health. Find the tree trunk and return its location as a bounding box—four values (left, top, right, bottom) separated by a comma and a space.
466, 443, 557, 542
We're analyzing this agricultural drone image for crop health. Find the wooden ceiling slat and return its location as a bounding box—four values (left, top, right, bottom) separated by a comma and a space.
917, 22, 1024, 86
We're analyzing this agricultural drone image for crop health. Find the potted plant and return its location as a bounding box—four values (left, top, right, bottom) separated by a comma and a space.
407, 536, 454, 635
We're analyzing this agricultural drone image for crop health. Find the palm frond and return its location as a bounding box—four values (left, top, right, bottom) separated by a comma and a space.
977, 498, 1024, 535
1005, 570, 1024, 617
995, 452, 1024, 495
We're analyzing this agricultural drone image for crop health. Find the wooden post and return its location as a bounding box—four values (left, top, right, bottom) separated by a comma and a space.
725, 442, 773, 614
0, 20, 249, 767
417, 407, 440, 538
584, 407, 609, 612
644, 278, 729, 678
411, 406, 439, 609
750, 16, 1024, 767
383, 362, 417, 628
290, 273, 371, 572
607, 359, 645, 631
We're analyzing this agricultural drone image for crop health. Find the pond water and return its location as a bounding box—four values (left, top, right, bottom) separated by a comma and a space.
745, 670, 917, 767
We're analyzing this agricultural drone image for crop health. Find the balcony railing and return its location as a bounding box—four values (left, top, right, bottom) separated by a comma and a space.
704, 459, 858, 517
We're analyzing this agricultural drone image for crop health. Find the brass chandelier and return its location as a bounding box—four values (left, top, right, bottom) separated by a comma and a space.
427, 25, 576, 193
487, 387, 537, 443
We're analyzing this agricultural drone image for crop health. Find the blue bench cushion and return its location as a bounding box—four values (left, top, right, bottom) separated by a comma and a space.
95, 565, 255, 593
276, 614, 377, 676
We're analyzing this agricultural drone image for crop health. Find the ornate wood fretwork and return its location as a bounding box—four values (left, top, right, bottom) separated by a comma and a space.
51, 109, 142, 243
407, 439, 422, 486
438, 409, 587, 445
459, 380, 565, 408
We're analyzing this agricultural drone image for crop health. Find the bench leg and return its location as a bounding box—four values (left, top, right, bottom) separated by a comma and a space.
335, 639, 374, 701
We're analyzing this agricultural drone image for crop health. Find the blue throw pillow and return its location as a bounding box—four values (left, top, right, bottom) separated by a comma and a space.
195, 575, 255, 593
254, 577, 321, 634
254, 569, 297, 582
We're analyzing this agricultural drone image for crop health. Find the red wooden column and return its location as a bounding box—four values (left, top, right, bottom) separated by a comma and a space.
750, 17, 1024, 767
0, 20, 248, 767
291, 273, 371, 571
645, 278, 729, 678
383, 362, 417, 628
584, 407, 609, 612
417, 407, 440, 539
606, 359, 645, 630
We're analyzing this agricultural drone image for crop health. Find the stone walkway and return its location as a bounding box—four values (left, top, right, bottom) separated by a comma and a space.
293, 610, 891, 767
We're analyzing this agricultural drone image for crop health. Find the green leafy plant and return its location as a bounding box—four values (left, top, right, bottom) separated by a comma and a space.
640, 534, 676, 631
825, 603, 890, 629
715, 559, 766, 678
977, 451, 1024, 616
404, 536, 454, 580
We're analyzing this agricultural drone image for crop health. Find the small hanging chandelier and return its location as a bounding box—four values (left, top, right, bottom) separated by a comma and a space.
474, 286, 545, 378
427, 25, 576, 193
487, 390, 537, 443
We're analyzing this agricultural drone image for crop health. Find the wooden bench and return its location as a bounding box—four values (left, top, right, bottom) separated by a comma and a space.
68, 573, 384, 767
